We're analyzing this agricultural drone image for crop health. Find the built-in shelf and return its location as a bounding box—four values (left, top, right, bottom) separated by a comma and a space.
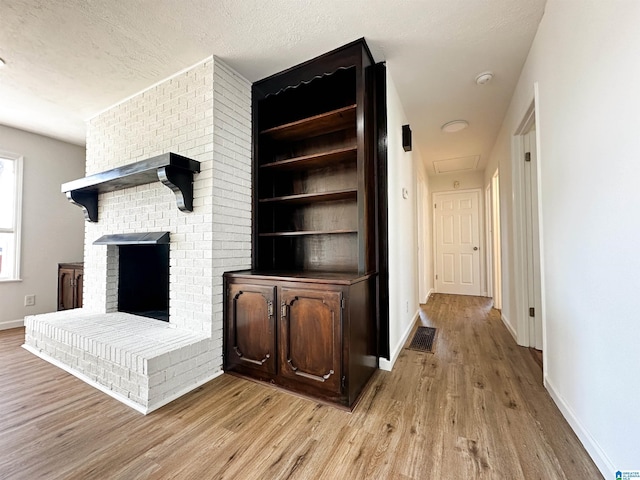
260, 105, 356, 141
260, 146, 357, 171
61, 153, 200, 222
258, 189, 357, 205
259, 229, 357, 237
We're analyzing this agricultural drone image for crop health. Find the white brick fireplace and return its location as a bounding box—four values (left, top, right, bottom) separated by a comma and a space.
23, 57, 252, 413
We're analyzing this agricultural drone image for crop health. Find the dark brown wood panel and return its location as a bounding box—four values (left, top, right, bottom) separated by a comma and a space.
58, 268, 75, 310
260, 105, 356, 141
259, 230, 357, 237
75, 270, 83, 308
225, 282, 276, 375
261, 198, 357, 234
279, 287, 342, 393
260, 146, 357, 171
259, 189, 357, 204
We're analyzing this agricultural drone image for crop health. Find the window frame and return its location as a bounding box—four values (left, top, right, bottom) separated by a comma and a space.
0, 151, 24, 282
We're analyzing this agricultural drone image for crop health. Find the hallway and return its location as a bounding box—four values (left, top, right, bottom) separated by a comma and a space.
410, 294, 601, 478
0, 295, 601, 479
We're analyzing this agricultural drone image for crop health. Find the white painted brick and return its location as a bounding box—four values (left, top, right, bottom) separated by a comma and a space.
26, 57, 247, 412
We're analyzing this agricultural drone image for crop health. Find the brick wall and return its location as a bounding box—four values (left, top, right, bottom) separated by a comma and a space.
210, 60, 253, 351
84, 57, 252, 342
25, 57, 252, 412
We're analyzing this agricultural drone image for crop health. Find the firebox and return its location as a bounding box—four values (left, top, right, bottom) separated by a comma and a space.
94, 232, 170, 322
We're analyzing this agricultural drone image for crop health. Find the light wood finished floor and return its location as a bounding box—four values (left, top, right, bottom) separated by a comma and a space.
0, 294, 602, 479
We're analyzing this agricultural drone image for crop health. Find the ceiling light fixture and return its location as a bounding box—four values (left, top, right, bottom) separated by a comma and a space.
441, 120, 469, 133
475, 71, 494, 85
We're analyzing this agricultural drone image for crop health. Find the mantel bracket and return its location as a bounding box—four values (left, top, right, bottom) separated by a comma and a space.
157, 166, 194, 212
66, 191, 99, 223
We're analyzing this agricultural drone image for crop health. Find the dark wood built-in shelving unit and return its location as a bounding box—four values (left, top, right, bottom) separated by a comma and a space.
224, 39, 388, 409
61, 153, 200, 222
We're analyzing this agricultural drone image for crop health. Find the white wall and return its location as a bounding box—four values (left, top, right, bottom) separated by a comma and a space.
485, 1, 640, 475
380, 70, 420, 370
429, 170, 484, 194
0, 125, 85, 329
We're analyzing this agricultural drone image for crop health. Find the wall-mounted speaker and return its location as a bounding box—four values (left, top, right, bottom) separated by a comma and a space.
402, 124, 412, 152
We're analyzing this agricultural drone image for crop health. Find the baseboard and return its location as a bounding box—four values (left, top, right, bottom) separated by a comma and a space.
22, 344, 224, 415
379, 309, 419, 371
544, 376, 614, 479
0, 318, 24, 331
501, 313, 518, 343
422, 288, 434, 304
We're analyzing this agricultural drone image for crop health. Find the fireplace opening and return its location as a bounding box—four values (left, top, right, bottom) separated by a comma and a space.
118, 244, 169, 321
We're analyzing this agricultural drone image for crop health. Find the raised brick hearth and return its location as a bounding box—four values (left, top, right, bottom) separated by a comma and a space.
23, 57, 252, 413
24, 311, 210, 412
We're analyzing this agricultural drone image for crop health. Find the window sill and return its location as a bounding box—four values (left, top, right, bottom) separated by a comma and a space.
0, 278, 23, 283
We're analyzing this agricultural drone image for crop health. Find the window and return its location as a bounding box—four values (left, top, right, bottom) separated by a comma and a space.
0, 153, 23, 280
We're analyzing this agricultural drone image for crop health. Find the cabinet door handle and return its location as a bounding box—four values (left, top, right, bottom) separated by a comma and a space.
267, 301, 274, 318
281, 303, 287, 318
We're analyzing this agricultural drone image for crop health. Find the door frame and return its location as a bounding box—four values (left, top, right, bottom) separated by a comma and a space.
416, 168, 430, 303
484, 174, 503, 308
490, 169, 502, 309
485, 183, 493, 300
511, 85, 546, 353
432, 187, 486, 296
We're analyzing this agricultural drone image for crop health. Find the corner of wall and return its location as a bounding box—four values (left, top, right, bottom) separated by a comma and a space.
379, 309, 418, 371
500, 312, 517, 343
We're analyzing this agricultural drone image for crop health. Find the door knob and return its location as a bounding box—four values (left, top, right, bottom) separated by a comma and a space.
473, 247, 478, 251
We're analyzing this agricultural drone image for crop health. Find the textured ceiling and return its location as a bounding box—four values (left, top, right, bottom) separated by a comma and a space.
0, 0, 546, 175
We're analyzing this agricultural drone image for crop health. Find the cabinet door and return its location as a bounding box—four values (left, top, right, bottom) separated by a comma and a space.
226, 283, 277, 374
58, 268, 75, 310
279, 287, 342, 393
74, 269, 84, 308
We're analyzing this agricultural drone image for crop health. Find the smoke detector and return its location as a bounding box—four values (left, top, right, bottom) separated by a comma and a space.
475, 71, 494, 85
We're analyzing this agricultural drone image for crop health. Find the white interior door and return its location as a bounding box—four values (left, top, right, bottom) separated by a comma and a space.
434, 190, 482, 296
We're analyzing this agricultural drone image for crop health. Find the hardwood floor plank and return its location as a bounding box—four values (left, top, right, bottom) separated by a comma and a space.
0, 295, 602, 479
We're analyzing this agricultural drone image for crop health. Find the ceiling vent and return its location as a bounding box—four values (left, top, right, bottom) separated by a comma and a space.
433, 155, 480, 174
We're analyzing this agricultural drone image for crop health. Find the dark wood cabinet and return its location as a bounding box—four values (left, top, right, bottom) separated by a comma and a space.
224, 272, 376, 407
224, 39, 386, 409
58, 263, 83, 310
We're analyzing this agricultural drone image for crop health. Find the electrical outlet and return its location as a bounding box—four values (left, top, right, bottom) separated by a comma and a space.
24, 294, 36, 307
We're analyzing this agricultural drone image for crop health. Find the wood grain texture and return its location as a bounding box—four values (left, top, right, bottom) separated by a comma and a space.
0, 294, 602, 479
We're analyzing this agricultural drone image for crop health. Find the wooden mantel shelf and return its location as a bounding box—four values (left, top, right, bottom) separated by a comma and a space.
61, 153, 200, 222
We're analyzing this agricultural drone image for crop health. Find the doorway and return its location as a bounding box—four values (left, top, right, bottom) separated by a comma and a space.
433, 189, 483, 296
514, 99, 543, 350
491, 170, 502, 309
417, 169, 430, 303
